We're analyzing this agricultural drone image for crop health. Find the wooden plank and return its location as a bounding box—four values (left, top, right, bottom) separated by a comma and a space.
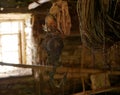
57, 67, 120, 75
44, 73, 88, 80
0, 62, 52, 69
34, 69, 44, 95
0, 62, 120, 75
0, 7, 48, 14
72, 86, 120, 95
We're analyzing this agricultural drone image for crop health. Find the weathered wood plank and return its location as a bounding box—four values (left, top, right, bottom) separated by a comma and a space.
0, 62, 120, 75
0, 62, 52, 69
44, 73, 88, 80
0, 7, 48, 14
72, 86, 120, 95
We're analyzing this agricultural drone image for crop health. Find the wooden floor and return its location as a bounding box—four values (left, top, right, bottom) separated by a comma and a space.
0, 76, 35, 95
0, 75, 81, 95
0, 75, 120, 95
0, 62, 120, 95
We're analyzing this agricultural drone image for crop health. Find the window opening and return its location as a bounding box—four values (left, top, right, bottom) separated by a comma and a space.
0, 21, 23, 64
0, 15, 32, 77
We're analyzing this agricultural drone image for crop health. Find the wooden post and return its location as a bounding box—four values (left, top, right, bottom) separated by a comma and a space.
80, 45, 86, 94
33, 68, 44, 95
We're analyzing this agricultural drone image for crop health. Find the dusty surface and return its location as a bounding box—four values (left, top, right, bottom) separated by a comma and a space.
0, 66, 32, 78
0, 66, 120, 95
0, 76, 35, 95
0, 66, 35, 95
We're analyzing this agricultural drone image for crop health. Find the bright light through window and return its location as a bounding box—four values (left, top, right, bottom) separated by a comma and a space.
1, 35, 19, 63
0, 21, 21, 64
0, 14, 32, 77
0, 22, 19, 34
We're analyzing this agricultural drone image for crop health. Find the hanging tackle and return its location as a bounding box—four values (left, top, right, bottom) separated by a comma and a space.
28, 0, 71, 88
42, 0, 71, 87
41, 11, 67, 88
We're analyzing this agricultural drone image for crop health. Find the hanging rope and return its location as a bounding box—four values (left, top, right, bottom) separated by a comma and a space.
77, 0, 86, 93
77, 0, 120, 49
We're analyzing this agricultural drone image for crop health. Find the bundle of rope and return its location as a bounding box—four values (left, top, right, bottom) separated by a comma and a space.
77, 0, 120, 49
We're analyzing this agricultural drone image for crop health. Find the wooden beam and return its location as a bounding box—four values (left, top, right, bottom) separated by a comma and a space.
0, 7, 48, 14
72, 86, 120, 95
44, 72, 88, 80
0, 62, 120, 75
0, 62, 52, 69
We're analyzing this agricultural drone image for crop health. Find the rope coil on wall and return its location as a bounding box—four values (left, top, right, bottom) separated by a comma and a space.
77, 0, 120, 49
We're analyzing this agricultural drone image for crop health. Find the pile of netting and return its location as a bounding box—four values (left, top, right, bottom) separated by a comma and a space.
77, 0, 120, 49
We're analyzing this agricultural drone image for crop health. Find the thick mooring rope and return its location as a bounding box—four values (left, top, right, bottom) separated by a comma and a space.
77, 0, 120, 49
